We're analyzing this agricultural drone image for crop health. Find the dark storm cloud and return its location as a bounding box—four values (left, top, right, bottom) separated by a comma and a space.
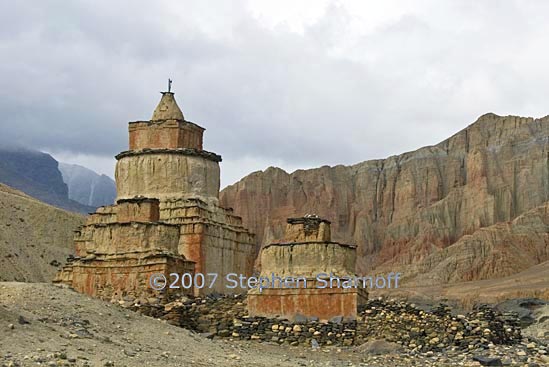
1, 0, 549, 183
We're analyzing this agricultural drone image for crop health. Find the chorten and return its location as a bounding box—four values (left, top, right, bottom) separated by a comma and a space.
247, 215, 361, 321
55, 86, 256, 298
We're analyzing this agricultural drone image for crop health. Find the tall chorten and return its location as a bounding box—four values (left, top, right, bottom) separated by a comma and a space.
116, 91, 221, 203
56, 88, 256, 297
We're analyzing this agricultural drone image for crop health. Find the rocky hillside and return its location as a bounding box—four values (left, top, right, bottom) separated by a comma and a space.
0, 282, 307, 367
404, 203, 549, 286
0, 183, 84, 282
0, 148, 95, 213
220, 114, 549, 283
59, 162, 116, 207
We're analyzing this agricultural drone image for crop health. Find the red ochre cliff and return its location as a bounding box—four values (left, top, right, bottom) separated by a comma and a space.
220, 113, 549, 285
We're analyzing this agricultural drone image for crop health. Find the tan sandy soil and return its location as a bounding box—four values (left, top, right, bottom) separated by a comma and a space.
0, 282, 309, 366
0, 184, 84, 282
370, 261, 549, 307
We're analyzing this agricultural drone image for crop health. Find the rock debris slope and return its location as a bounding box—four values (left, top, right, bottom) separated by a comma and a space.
0, 184, 84, 282
0, 282, 303, 367
0, 148, 95, 213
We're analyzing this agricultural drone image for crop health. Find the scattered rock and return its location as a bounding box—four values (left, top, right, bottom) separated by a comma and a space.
17, 315, 30, 325
358, 339, 402, 355
472, 355, 503, 366
538, 355, 549, 364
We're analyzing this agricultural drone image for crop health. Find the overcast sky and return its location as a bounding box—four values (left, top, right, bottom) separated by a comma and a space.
1, 1, 548, 187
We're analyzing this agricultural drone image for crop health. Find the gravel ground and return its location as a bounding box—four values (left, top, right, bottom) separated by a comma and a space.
0, 282, 547, 367
0, 282, 300, 367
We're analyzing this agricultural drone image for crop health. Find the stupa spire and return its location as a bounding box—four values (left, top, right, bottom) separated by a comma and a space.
151, 79, 184, 120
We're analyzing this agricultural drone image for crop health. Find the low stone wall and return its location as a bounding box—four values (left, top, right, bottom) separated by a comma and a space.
124, 295, 523, 351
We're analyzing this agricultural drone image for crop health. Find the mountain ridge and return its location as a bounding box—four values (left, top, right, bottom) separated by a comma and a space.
0, 148, 95, 213
58, 162, 116, 207
220, 113, 549, 283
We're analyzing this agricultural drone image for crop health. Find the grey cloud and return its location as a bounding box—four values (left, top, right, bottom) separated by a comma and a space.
1, 0, 548, 181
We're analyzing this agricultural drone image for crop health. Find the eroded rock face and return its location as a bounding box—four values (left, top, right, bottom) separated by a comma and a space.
220, 114, 549, 282
386, 202, 549, 285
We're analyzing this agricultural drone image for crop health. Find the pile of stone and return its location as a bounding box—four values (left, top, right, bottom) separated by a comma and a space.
121, 293, 358, 346
223, 317, 357, 347
119, 294, 525, 352
119, 292, 247, 332
356, 298, 522, 352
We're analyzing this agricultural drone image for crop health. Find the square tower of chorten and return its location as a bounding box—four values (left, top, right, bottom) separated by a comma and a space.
55, 88, 256, 297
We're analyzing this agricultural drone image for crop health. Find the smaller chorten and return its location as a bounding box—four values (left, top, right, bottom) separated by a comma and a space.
247, 215, 362, 322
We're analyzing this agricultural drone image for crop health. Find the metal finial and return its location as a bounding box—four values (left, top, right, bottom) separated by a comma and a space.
168, 79, 173, 93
